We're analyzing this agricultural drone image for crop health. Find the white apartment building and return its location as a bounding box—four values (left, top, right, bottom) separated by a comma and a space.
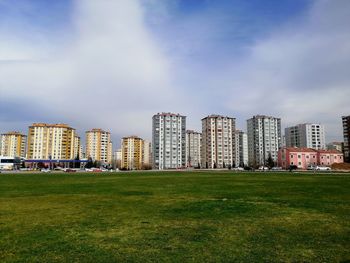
285, 123, 326, 150
113, 149, 122, 168
235, 130, 248, 167
27, 123, 78, 160
247, 115, 281, 166
85, 129, 113, 164
186, 130, 201, 168
0, 131, 27, 158
201, 115, 236, 169
152, 113, 186, 170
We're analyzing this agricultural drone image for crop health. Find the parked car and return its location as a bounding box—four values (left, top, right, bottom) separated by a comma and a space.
271, 167, 283, 171
258, 166, 269, 171
232, 167, 244, 171
41, 168, 51, 173
307, 165, 316, 170
64, 168, 76, 173
315, 166, 331, 171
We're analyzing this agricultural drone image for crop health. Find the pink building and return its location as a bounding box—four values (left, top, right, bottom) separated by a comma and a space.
278, 147, 343, 169
318, 150, 344, 166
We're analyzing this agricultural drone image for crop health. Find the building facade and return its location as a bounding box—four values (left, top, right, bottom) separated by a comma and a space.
114, 149, 122, 168
27, 123, 78, 160
0, 131, 27, 158
85, 128, 113, 164
73, 135, 82, 159
201, 115, 236, 169
326, 142, 343, 152
121, 136, 144, 170
278, 147, 344, 169
235, 130, 248, 167
343, 115, 350, 162
143, 140, 152, 168
285, 123, 326, 150
152, 113, 186, 170
247, 115, 281, 166
186, 130, 201, 168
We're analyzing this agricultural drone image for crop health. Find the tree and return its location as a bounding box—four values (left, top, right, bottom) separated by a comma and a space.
266, 153, 275, 168
213, 162, 217, 169
85, 157, 93, 169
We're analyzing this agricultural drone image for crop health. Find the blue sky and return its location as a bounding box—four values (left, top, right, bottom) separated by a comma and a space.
0, 0, 349, 148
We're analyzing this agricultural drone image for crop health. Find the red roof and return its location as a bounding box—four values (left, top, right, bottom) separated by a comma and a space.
285, 147, 316, 153
318, 150, 342, 154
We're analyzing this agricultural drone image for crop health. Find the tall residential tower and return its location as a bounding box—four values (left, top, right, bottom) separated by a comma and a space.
85, 129, 113, 164
247, 115, 281, 166
186, 130, 201, 168
27, 123, 77, 160
201, 115, 236, 168
342, 115, 350, 162
121, 136, 144, 170
152, 113, 186, 170
0, 131, 27, 158
285, 123, 326, 150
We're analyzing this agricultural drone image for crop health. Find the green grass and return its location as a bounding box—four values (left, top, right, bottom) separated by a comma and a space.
0, 171, 349, 262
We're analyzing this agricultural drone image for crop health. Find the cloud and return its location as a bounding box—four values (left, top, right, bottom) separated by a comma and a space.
219, 0, 350, 141
0, 0, 186, 145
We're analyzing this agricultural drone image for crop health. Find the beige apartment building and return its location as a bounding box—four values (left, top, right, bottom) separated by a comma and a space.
201, 115, 236, 168
143, 140, 152, 168
85, 129, 113, 164
121, 136, 144, 170
0, 131, 27, 158
186, 130, 201, 168
27, 123, 78, 160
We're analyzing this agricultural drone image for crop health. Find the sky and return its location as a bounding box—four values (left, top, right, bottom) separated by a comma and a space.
0, 0, 349, 148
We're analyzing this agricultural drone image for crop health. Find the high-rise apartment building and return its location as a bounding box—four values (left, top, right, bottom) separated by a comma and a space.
121, 136, 144, 170
235, 130, 248, 167
0, 131, 27, 158
152, 113, 186, 170
73, 135, 82, 159
27, 123, 78, 160
186, 130, 201, 168
114, 149, 122, 168
201, 115, 236, 169
285, 123, 326, 150
326, 142, 343, 152
143, 140, 152, 168
342, 115, 350, 162
85, 129, 113, 164
247, 115, 281, 166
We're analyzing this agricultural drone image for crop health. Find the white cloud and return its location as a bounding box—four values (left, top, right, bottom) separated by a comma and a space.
223, 0, 350, 141
0, 0, 185, 145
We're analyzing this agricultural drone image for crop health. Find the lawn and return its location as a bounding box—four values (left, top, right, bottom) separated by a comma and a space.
0, 171, 349, 262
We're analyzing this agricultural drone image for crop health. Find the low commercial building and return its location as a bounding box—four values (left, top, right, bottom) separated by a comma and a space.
278, 147, 344, 169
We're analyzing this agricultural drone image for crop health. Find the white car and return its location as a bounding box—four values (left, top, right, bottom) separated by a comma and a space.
232, 167, 244, 171
258, 166, 269, 170
41, 168, 51, 173
315, 166, 331, 171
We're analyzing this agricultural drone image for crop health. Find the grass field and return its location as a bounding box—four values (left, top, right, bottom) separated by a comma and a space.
1, 171, 349, 262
